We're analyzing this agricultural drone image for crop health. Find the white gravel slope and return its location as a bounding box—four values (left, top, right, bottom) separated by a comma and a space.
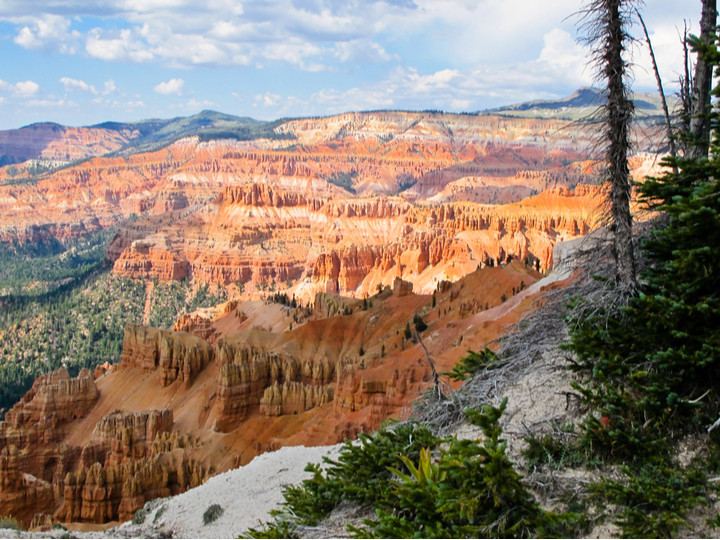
117, 444, 342, 539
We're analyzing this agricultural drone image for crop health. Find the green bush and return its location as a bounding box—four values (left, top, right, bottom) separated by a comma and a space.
522, 430, 599, 471
245, 403, 573, 538
132, 508, 148, 525
444, 348, 502, 382
591, 463, 709, 538
203, 504, 224, 525
153, 505, 166, 523
356, 399, 571, 538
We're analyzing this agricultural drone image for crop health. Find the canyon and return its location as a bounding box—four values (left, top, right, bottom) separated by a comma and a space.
0, 105, 666, 528
1, 258, 555, 527
2, 111, 659, 301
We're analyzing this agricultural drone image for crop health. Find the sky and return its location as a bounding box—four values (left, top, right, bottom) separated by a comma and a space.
0, 0, 702, 129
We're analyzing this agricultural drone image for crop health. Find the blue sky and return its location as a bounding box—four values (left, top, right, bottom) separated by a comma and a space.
0, 0, 701, 129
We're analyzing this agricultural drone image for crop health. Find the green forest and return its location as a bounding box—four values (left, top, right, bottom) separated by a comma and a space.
0, 230, 227, 415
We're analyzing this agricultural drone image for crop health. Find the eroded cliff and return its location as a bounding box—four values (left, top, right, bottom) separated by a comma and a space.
0, 258, 553, 526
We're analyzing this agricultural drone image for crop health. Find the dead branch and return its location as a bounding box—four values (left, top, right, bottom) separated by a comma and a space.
635, 8, 678, 165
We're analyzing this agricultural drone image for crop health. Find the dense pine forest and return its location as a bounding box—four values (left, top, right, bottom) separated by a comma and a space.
0, 229, 227, 415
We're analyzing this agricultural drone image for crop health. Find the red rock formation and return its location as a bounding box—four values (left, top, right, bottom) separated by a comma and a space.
120, 324, 214, 388
0, 369, 99, 526
2, 257, 551, 526
393, 277, 414, 296
0, 364, 207, 527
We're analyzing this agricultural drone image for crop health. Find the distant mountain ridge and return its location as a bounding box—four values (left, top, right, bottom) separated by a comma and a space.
482, 87, 673, 120
0, 88, 669, 169
91, 110, 291, 155
0, 111, 290, 169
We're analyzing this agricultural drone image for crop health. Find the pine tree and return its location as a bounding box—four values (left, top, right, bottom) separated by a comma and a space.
568, 30, 720, 458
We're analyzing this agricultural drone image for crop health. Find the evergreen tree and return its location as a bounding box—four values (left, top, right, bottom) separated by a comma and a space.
568, 32, 720, 458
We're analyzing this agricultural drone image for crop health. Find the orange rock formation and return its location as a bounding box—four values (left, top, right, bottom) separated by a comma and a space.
1, 260, 554, 526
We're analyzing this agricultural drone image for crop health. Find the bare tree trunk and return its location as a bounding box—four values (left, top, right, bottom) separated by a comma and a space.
680, 22, 694, 136
603, 0, 637, 291
688, 0, 717, 159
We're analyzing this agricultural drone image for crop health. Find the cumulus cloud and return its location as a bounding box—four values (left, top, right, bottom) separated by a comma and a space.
154, 78, 184, 95
12, 14, 80, 54
14, 80, 40, 97
86, 27, 155, 62
60, 77, 98, 94
254, 92, 281, 107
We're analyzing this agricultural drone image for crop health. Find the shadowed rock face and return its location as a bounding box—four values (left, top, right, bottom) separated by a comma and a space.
120, 325, 214, 388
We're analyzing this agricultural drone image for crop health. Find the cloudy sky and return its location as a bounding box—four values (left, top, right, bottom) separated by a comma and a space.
0, 0, 701, 129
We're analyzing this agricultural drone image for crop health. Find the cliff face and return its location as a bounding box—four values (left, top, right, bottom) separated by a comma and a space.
120, 325, 214, 387
110, 182, 605, 302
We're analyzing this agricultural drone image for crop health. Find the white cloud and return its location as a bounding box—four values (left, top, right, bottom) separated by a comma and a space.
103, 79, 117, 95
334, 40, 393, 63
12, 14, 80, 54
184, 98, 215, 109
0, 79, 40, 98
60, 77, 98, 94
14, 80, 40, 97
631, 22, 692, 92
26, 98, 74, 108
154, 78, 184, 95
92, 97, 146, 109
254, 92, 281, 107
86, 27, 155, 62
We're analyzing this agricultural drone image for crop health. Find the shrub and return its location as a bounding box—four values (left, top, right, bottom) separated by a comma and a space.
203, 504, 224, 525
153, 505, 166, 523
243, 423, 438, 535
132, 508, 148, 525
444, 347, 502, 382
245, 404, 573, 538
590, 463, 709, 538
0, 515, 21, 530
412, 313, 427, 333
355, 400, 571, 538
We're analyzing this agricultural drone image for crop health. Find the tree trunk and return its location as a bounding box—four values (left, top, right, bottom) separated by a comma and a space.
688, 0, 717, 159
604, 0, 637, 291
